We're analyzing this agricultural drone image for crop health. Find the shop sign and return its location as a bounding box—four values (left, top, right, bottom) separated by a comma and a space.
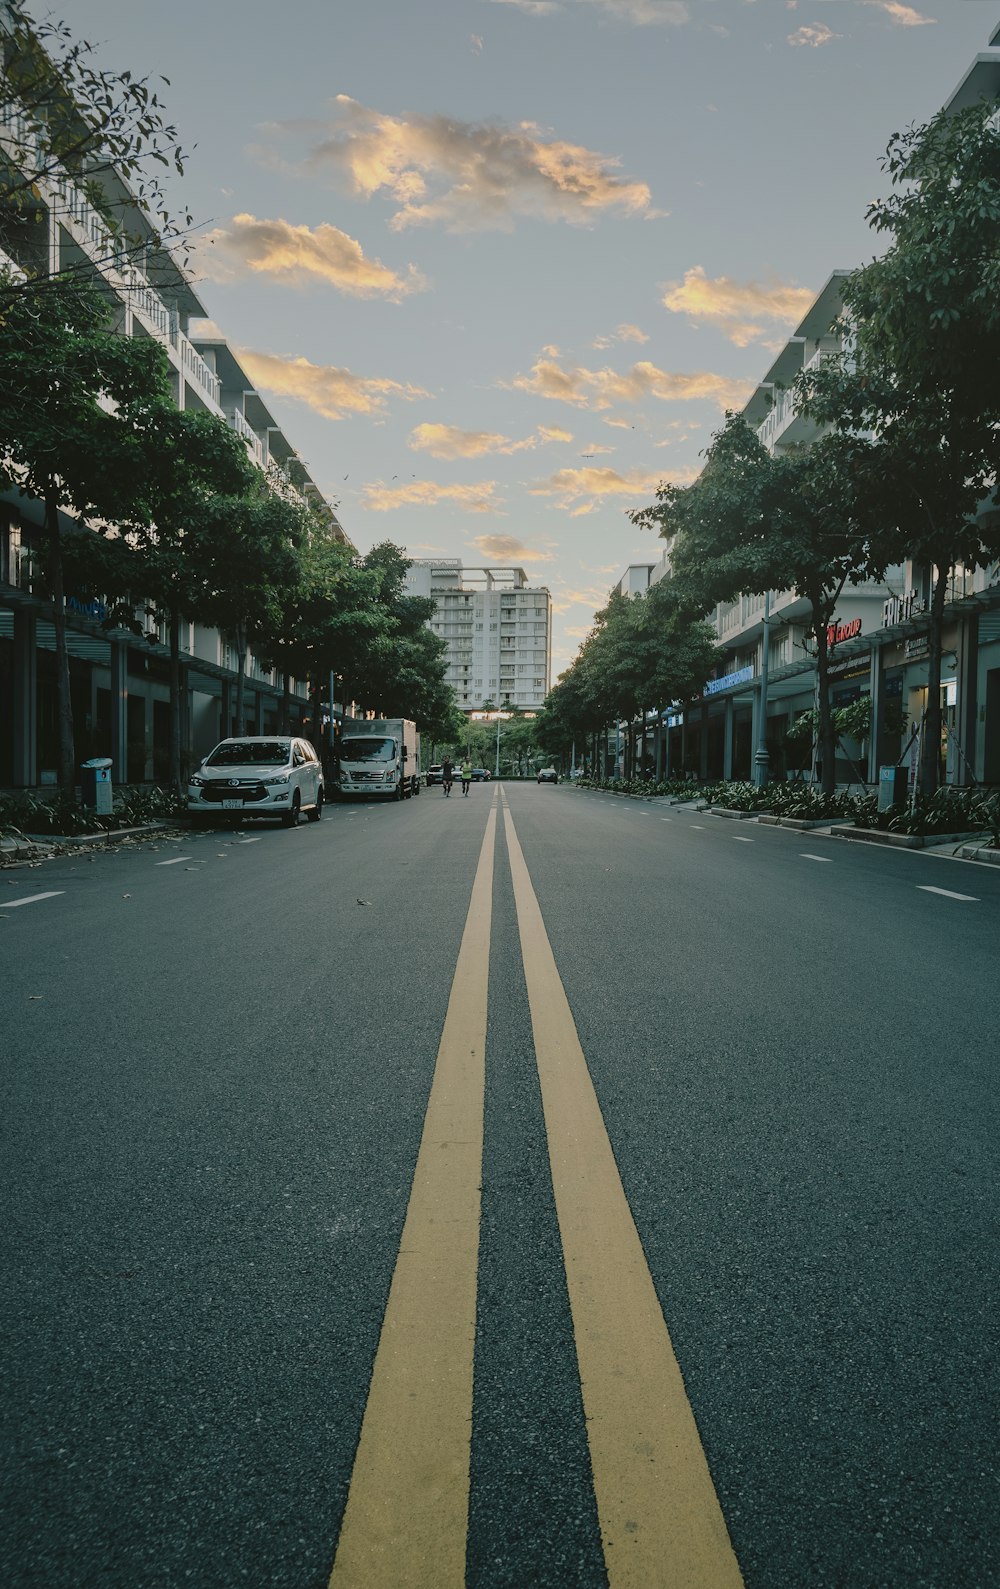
828, 648, 871, 680
703, 665, 754, 696
827, 617, 862, 647
905, 634, 930, 661
67, 594, 108, 622
882, 589, 926, 628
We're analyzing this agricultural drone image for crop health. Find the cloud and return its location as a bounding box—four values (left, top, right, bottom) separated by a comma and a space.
488, 0, 689, 23
529, 463, 688, 510
407, 421, 569, 458
787, 22, 838, 46
199, 214, 427, 299
661, 265, 816, 347
550, 583, 615, 614
467, 533, 553, 562
235, 348, 429, 421
505, 353, 750, 410
361, 479, 504, 513
592, 321, 649, 349
470, 34, 484, 51
260, 97, 655, 232
867, 0, 934, 23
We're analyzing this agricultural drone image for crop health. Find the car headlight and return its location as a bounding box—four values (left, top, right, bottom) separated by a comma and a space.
261, 773, 290, 786
383, 770, 395, 781
190, 775, 207, 788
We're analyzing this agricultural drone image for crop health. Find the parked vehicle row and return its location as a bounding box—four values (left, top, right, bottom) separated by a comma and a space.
187, 731, 560, 827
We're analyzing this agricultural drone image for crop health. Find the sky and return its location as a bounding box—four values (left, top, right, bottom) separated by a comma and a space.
69, 0, 997, 678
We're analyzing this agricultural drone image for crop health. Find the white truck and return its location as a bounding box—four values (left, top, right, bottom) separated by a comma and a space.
336, 718, 421, 801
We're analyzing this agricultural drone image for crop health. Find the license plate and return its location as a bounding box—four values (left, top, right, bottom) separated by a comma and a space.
222, 799, 243, 809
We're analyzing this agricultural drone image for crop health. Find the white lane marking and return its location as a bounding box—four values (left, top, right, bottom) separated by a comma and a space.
690, 824, 705, 830
733, 836, 754, 843
237, 837, 262, 844
660, 818, 673, 823
917, 886, 978, 902
800, 854, 833, 863
4, 892, 64, 908
155, 857, 190, 866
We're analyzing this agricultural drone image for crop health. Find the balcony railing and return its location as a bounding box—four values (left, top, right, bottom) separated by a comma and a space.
227, 409, 267, 467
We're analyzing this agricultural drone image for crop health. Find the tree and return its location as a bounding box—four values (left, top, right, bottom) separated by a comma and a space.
634, 415, 878, 796
797, 103, 1000, 792
1, 4, 193, 314
187, 487, 309, 736
0, 275, 180, 788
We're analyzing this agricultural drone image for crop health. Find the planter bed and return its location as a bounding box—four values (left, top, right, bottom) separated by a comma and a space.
756, 814, 831, 830
830, 825, 987, 850
959, 843, 1000, 866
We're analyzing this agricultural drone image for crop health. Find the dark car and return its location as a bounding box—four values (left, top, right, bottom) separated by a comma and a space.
426, 764, 444, 784
536, 767, 558, 783
472, 768, 492, 782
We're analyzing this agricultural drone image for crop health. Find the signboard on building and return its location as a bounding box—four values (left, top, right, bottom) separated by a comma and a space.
882, 590, 927, 628
703, 665, 754, 696
827, 617, 862, 648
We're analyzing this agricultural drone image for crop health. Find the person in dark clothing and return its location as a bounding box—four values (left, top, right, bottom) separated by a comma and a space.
442, 757, 454, 796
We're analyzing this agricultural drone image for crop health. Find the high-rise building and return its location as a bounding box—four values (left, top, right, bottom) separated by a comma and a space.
405, 560, 552, 714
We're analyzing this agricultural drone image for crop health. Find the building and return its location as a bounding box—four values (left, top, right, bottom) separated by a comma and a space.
404, 560, 552, 714
627, 36, 1000, 789
0, 9, 350, 789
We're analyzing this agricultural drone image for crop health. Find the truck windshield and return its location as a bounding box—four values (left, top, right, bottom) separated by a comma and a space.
340, 737, 395, 762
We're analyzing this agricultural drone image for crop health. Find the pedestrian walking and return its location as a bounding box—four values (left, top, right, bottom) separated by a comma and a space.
460, 760, 473, 796
442, 757, 454, 796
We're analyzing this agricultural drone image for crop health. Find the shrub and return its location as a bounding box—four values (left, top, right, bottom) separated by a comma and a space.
0, 785, 184, 838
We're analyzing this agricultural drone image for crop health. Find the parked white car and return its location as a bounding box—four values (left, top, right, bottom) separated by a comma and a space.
188, 736, 324, 826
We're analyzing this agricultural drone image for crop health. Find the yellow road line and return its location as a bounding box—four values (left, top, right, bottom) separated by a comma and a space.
329, 799, 498, 1589
501, 797, 744, 1589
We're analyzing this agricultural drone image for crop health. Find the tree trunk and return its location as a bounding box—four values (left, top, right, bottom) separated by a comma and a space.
919, 563, 949, 797
654, 710, 664, 781
280, 673, 291, 733
234, 628, 247, 737
815, 621, 837, 799
310, 678, 322, 749
46, 485, 76, 794
169, 610, 183, 792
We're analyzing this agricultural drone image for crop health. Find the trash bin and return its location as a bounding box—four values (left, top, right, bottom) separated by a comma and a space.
878, 764, 908, 813
80, 757, 113, 815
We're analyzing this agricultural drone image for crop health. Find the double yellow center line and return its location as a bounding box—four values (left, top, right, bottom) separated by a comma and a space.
330, 791, 742, 1588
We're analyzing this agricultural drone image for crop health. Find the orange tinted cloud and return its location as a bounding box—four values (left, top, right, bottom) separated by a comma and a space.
236, 348, 428, 420
408, 421, 569, 458
467, 534, 553, 561
661, 265, 815, 347
788, 23, 839, 45
199, 215, 426, 298
361, 479, 504, 513
506, 354, 750, 410
488, 0, 689, 22
529, 463, 690, 511
262, 97, 655, 232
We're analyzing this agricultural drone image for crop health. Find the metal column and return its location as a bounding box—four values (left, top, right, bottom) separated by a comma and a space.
12, 607, 37, 788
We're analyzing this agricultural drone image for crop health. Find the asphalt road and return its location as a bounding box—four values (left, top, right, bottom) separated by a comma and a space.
2, 782, 998, 1588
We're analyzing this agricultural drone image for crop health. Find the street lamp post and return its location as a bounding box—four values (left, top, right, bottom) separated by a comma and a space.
753, 589, 771, 787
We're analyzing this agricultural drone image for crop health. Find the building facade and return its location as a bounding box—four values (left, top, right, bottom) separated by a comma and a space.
0, 10, 350, 789
404, 560, 552, 714
627, 39, 1000, 789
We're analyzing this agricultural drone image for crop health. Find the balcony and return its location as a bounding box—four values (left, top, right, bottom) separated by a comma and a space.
227, 409, 267, 468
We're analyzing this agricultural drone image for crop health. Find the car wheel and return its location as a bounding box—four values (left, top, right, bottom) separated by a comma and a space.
307, 787, 324, 822
414, 780, 421, 796
282, 792, 301, 827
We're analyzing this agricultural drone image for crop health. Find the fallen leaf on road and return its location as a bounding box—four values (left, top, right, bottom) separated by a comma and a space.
28, 995, 42, 1000
357, 899, 370, 906
122, 893, 131, 899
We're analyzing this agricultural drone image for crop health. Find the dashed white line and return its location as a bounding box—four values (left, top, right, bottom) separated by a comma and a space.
690, 824, 705, 830
3, 891, 64, 908
237, 837, 262, 844
155, 857, 191, 866
660, 818, 673, 823
917, 885, 978, 902
800, 854, 833, 863
733, 836, 754, 843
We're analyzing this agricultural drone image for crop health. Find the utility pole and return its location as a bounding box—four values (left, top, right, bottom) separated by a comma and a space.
753, 590, 771, 787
